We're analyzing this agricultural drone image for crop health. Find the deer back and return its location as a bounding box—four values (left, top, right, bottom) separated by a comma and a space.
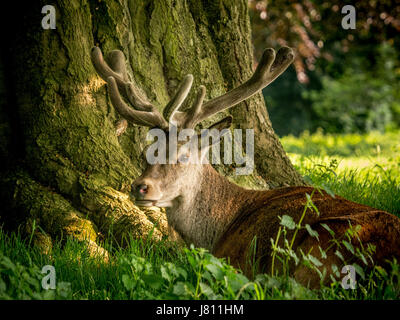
213, 186, 400, 279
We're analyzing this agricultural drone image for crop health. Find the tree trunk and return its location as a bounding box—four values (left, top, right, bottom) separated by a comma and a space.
0, 0, 304, 253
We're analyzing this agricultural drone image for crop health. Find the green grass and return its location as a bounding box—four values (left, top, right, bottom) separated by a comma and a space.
1, 130, 399, 300
281, 129, 400, 215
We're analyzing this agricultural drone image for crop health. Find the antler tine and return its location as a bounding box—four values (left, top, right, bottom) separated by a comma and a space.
91, 47, 126, 89
91, 46, 169, 130
106, 50, 129, 82
91, 47, 152, 110
107, 77, 169, 129
163, 74, 194, 124
181, 85, 206, 129
183, 47, 294, 128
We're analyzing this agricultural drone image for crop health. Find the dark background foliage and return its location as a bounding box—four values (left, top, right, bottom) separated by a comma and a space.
249, 0, 400, 136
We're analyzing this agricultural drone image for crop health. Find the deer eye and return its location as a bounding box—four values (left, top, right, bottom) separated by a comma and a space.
178, 153, 190, 163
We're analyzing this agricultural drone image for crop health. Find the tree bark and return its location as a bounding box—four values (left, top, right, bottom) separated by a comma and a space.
0, 0, 304, 252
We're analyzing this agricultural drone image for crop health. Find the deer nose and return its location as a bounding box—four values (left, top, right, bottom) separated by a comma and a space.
136, 184, 148, 195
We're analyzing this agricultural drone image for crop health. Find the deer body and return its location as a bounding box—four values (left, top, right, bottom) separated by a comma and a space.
91, 45, 400, 287
163, 164, 261, 251
159, 162, 400, 286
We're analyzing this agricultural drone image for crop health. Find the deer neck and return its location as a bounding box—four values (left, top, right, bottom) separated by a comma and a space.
166, 164, 261, 251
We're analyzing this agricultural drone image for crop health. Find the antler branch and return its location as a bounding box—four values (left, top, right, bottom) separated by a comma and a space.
90, 46, 294, 133
90, 47, 169, 131
180, 47, 295, 128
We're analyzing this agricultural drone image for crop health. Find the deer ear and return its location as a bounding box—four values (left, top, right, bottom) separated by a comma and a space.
207, 116, 233, 131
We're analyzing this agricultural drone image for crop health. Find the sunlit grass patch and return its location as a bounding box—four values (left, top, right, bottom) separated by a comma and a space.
282, 129, 400, 158
281, 130, 400, 215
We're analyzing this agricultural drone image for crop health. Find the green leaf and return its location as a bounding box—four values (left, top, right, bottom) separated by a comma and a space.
305, 224, 319, 240
358, 251, 368, 266
280, 215, 296, 230
321, 223, 335, 237
176, 267, 188, 280
318, 246, 327, 259
334, 250, 345, 262
173, 282, 194, 297
121, 274, 135, 290
186, 254, 196, 268
200, 282, 214, 298
0, 256, 16, 272
321, 184, 335, 198
205, 263, 224, 281
208, 255, 223, 268
353, 263, 365, 280
375, 266, 388, 278
56, 282, 72, 299
160, 266, 171, 282
307, 254, 323, 267
173, 282, 186, 296
142, 274, 164, 290
226, 273, 249, 292
288, 249, 299, 265
342, 240, 354, 254
306, 193, 320, 215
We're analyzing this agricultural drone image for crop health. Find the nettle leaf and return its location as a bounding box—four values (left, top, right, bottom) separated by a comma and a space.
121, 274, 135, 291
334, 250, 345, 262
208, 255, 223, 268
186, 254, 196, 268
173, 282, 194, 297
160, 266, 172, 282
306, 193, 320, 215
303, 175, 314, 185
321, 184, 335, 198
357, 249, 368, 266
321, 223, 336, 237
176, 267, 188, 280
307, 254, 323, 267
318, 246, 327, 259
305, 224, 320, 240
227, 273, 249, 292
342, 240, 355, 254
200, 282, 214, 298
353, 263, 365, 280
57, 282, 72, 299
202, 271, 213, 284
205, 263, 224, 281
173, 282, 185, 295
288, 250, 299, 265
280, 215, 296, 230
130, 256, 145, 273
142, 274, 164, 290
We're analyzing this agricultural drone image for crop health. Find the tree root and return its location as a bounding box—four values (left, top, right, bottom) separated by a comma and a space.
0, 170, 183, 259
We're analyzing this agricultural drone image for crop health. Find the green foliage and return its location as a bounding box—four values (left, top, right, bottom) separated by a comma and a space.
250, 1, 400, 136
119, 245, 259, 300
0, 251, 71, 300
306, 44, 400, 133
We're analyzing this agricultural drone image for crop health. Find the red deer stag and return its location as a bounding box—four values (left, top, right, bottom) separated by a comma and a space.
91, 46, 400, 287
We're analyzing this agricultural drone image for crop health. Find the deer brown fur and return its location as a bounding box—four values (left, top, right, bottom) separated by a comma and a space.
91, 45, 400, 288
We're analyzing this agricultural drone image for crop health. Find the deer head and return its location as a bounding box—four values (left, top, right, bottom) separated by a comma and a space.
90, 46, 294, 248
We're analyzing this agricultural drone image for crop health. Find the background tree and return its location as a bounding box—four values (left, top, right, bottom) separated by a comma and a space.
0, 0, 304, 253
249, 0, 400, 136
